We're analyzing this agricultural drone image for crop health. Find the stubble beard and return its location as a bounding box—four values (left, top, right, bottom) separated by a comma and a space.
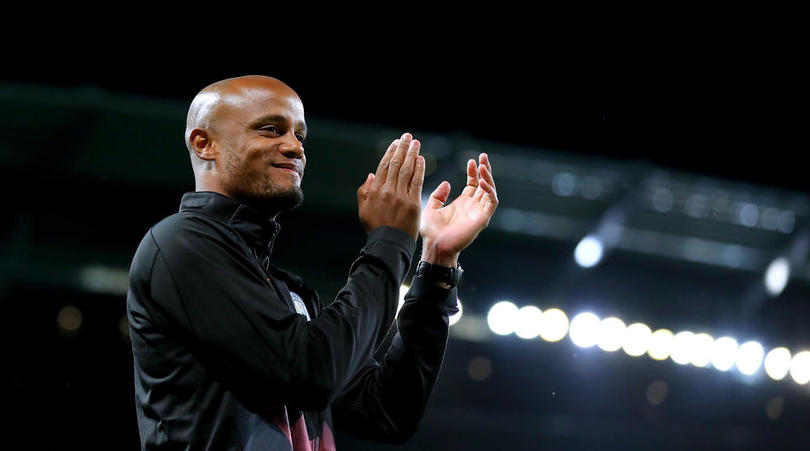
223, 152, 304, 216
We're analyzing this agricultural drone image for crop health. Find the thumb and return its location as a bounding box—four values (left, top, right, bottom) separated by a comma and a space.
426, 181, 451, 210
357, 173, 374, 198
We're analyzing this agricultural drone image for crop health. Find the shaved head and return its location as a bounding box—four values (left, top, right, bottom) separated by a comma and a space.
185, 75, 300, 164
184, 75, 307, 218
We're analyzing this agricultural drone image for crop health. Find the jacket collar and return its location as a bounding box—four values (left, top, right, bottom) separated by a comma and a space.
178, 191, 281, 254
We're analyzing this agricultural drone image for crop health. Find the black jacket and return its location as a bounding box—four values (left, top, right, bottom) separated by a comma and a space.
127, 191, 459, 450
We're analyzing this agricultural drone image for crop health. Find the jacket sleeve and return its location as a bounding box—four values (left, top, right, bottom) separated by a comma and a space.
330, 274, 459, 444
135, 214, 415, 412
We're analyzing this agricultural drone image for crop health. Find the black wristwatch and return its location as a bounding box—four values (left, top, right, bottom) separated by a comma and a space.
415, 261, 463, 288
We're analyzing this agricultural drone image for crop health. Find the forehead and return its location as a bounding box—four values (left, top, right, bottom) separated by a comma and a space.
222, 86, 306, 126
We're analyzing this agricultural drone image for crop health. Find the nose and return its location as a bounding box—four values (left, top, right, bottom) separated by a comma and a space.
280, 131, 305, 160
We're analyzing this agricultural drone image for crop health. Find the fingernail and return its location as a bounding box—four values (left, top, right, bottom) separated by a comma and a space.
401, 132, 411, 141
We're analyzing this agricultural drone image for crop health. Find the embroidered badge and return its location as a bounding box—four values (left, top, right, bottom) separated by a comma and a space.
290, 291, 311, 321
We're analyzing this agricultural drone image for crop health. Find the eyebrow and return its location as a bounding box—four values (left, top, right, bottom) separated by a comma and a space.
249, 114, 308, 134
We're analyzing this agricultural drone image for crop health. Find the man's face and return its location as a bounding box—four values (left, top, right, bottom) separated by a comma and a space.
215, 83, 307, 213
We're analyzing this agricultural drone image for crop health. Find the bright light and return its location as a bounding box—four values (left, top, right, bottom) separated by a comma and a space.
764, 257, 790, 296
487, 301, 519, 336
515, 306, 544, 339
710, 337, 738, 371
736, 341, 764, 376
597, 317, 626, 352
622, 323, 653, 357
690, 333, 715, 367
539, 308, 569, 342
670, 331, 696, 365
648, 329, 674, 361
569, 312, 601, 348
764, 347, 791, 381
789, 351, 810, 384
398, 285, 409, 314
574, 236, 604, 268
449, 299, 463, 326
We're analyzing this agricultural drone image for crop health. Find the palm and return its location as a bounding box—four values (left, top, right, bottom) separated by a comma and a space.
420, 154, 498, 255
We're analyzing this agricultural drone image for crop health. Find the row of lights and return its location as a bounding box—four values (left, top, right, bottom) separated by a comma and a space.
70, 285, 806, 388
485, 301, 810, 386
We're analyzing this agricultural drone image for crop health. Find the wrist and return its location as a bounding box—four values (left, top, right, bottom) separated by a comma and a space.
415, 260, 464, 289
420, 241, 459, 267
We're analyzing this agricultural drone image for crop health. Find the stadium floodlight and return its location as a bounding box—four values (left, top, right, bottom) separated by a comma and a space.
539, 308, 569, 342
764, 347, 791, 381
710, 337, 738, 371
487, 301, 520, 336
789, 351, 810, 384
648, 329, 675, 361
570, 312, 601, 348
574, 235, 604, 268
736, 341, 764, 376
622, 323, 653, 357
671, 331, 696, 365
690, 333, 715, 367
597, 317, 627, 352
515, 306, 544, 339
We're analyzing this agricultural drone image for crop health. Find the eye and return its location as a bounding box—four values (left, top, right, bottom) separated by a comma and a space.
295, 133, 306, 143
260, 125, 280, 134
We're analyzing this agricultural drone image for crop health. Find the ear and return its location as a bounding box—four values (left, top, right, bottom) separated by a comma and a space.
189, 128, 217, 161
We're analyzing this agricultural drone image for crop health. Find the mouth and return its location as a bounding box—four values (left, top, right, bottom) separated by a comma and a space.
272, 163, 302, 176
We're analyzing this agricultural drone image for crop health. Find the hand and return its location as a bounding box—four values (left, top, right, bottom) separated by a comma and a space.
420, 153, 498, 266
357, 132, 425, 240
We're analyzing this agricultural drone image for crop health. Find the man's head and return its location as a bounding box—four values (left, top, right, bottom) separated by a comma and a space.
185, 75, 307, 218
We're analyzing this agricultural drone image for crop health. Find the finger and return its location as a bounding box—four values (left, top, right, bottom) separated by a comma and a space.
409, 155, 425, 202
466, 158, 479, 188
426, 181, 451, 210
461, 159, 479, 198
365, 172, 375, 191
384, 132, 412, 189
482, 189, 498, 217
479, 163, 496, 193
473, 176, 494, 201
397, 139, 421, 193
373, 139, 399, 189
480, 153, 492, 177
482, 181, 499, 214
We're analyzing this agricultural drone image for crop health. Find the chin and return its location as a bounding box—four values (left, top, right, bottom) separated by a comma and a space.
259, 187, 304, 212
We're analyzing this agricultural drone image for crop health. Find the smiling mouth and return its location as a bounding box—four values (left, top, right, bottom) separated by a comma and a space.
272, 164, 301, 176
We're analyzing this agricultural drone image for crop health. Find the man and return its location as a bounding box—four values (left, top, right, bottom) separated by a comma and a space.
127, 75, 498, 450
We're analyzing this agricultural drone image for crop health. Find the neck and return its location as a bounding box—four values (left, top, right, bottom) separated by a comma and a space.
195, 185, 282, 222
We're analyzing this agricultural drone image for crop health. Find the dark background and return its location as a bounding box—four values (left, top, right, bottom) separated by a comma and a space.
7, 44, 806, 193
3, 36, 809, 450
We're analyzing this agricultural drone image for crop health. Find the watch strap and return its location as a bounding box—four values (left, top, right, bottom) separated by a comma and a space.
415, 261, 463, 288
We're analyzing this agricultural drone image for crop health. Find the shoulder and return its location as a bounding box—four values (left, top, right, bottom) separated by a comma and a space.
149, 212, 242, 258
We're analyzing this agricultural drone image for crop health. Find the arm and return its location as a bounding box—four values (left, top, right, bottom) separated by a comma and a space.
331, 152, 499, 443
331, 273, 458, 444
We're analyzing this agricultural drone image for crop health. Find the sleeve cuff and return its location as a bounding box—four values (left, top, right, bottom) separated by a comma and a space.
364, 226, 417, 258
405, 276, 459, 314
